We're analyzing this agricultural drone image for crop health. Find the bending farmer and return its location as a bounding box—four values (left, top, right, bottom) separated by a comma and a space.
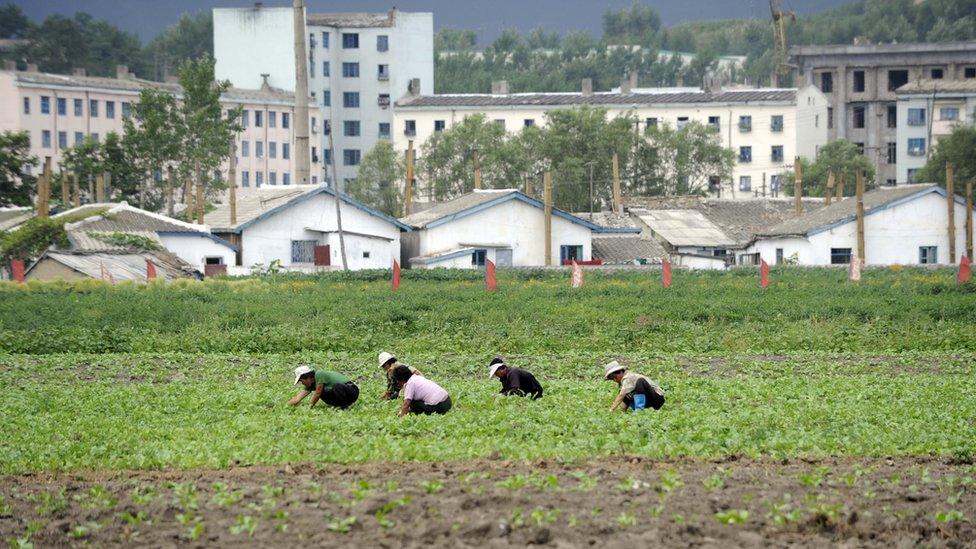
604, 360, 665, 412
289, 365, 360, 409
488, 357, 543, 399
392, 365, 452, 416
378, 351, 421, 400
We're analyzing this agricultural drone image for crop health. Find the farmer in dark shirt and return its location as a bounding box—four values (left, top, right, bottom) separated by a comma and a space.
288, 365, 359, 409
488, 357, 543, 400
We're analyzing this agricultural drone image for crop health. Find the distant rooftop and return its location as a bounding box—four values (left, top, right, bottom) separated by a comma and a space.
307, 11, 395, 28
897, 79, 976, 95
791, 40, 976, 57
397, 89, 798, 109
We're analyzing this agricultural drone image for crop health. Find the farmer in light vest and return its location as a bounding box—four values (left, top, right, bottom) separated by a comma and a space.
488, 357, 543, 400
288, 365, 360, 409
378, 351, 421, 400
604, 360, 665, 412
392, 365, 452, 415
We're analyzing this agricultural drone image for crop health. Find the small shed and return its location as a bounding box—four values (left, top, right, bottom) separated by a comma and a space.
25, 250, 194, 282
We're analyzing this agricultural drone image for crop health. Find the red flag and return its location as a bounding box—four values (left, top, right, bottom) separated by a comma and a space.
10, 259, 25, 283
392, 259, 401, 291
146, 259, 158, 281
760, 259, 770, 289
849, 256, 862, 282
485, 259, 497, 292
959, 256, 972, 284
662, 258, 672, 288
571, 260, 583, 288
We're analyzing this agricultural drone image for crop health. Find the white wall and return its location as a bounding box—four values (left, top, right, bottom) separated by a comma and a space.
413, 197, 592, 268
673, 254, 727, 270
239, 191, 401, 270
214, 7, 296, 91
159, 234, 237, 271
750, 191, 975, 265
896, 93, 976, 183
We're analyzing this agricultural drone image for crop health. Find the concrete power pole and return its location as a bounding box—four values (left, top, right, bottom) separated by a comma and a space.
293, 0, 311, 185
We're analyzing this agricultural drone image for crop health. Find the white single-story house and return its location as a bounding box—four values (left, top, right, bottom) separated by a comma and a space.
748, 184, 975, 266
399, 189, 638, 268
205, 185, 410, 272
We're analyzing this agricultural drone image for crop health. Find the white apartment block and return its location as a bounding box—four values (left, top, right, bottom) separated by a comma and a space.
895, 79, 976, 184
213, 5, 434, 187
393, 82, 828, 200
0, 65, 319, 189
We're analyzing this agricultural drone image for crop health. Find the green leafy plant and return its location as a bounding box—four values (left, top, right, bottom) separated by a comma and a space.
326, 515, 357, 534
230, 514, 257, 536
714, 509, 749, 525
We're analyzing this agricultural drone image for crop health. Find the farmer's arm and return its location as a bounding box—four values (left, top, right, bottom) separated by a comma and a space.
609, 392, 627, 412
308, 384, 325, 409
288, 390, 310, 406
399, 399, 412, 417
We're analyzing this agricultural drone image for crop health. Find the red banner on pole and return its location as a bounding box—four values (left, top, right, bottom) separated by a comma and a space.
146, 259, 157, 281
485, 259, 497, 292
760, 259, 770, 289
10, 259, 25, 283
392, 259, 401, 291
849, 257, 862, 282
959, 256, 972, 284
571, 260, 583, 288
662, 258, 672, 288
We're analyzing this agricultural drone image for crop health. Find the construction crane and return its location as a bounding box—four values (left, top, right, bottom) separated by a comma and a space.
769, 0, 796, 87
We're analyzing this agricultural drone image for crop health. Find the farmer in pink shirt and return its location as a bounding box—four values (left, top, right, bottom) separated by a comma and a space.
392, 365, 452, 416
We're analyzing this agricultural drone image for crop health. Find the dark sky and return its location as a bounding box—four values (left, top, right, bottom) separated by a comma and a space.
9, 0, 851, 43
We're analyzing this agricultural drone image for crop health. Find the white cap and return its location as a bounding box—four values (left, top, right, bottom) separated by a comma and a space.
378, 351, 396, 369
294, 365, 313, 384
489, 361, 506, 378
603, 360, 625, 379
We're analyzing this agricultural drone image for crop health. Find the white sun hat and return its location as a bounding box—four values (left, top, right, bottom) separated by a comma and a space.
488, 360, 506, 378
603, 360, 625, 379
294, 365, 313, 384
378, 351, 396, 368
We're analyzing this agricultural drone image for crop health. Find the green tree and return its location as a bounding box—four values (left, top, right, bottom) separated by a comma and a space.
100, 132, 142, 204
603, 1, 662, 44
347, 141, 405, 217
780, 140, 876, 197
0, 131, 38, 207
434, 28, 477, 51
634, 121, 735, 196
142, 12, 213, 81
21, 13, 144, 77
0, 4, 29, 39
123, 88, 181, 210
60, 137, 104, 200
418, 114, 515, 200
918, 123, 976, 187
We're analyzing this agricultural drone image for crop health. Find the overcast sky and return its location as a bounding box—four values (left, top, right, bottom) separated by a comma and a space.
8, 0, 851, 43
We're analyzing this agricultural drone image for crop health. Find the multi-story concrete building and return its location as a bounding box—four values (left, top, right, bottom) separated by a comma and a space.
0, 65, 319, 188
393, 81, 828, 200
895, 79, 976, 183
213, 5, 433, 187
791, 41, 976, 185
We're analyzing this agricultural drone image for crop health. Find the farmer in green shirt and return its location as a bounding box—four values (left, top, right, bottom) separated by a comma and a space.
288, 365, 360, 409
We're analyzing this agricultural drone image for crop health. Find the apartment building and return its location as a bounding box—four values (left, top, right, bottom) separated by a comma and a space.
791, 41, 976, 185
895, 79, 976, 183
0, 65, 320, 188
213, 5, 433, 186
393, 81, 828, 200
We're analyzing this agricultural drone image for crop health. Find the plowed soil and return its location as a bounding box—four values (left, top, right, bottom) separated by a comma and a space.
2, 457, 974, 548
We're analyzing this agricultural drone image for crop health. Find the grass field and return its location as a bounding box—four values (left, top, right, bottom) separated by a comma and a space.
1, 267, 974, 546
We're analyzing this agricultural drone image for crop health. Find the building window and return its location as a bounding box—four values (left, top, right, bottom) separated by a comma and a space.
770, 114, 784, 132
90, 133, 98, 142
434, 120, 446, 132
907, 138, 926, 157
344, 120, 360, 136
855, 142, 864, 154
887, 69, 908, 91
919, 246, 938, 264
241, 141, 249, 157
524, 119, 535, 127
269, 142, 277, 159
378, 122, 390, 138
41, 130, 51, 148
775, 248, 784, 265
830, 248, 852, 265
853, 70, 865, 93
56, 98, 66, 116
377, 35, 389, 52
342, 33, 359, 49
311, 117, 317, 133
123, 102, 132, 118
820, 72, 833, 93
738, 146, 752, 163
242, 171, 250, 187
494, 119, 505, 130
72, 98, 82, 116
74, 131, 83, 145
739, 176, 752, 192
282, 143, 290, 159
907, 168, 920, 182
58, 131, 67, 148
560, 245, 583, 263
852, 105, 865, 128
323, 90, 331, 107
321, 32, 329, 48
886, 142, 896, 164
907, 108, 925, 126
343, 92, 360, 108
268, 171, 276, 185
885, 178, 896, 186
256, 141, 264, 158
472, 249, 487, 266
738, 115, 752, 132
283, 173, 290, 185
106, 101, 115, 119
378, 64, 389, 80
770, 174, 781, 192
241, 110, 248, 127
404, 119, 416, 136
256, 172, 264, 187
320, 61, 329, 77
343, 149, 361, 166
309, 59, 315, 78
827, 107, 833, 129
268, 111, 276, 128
887, 105, 897, 128
342, 62, 360, 78
931, 68, 944, 79
707, 116, 720, 131
965, 67, 976, 78
255, 110, 263, 127
771, 145, 784, 162
323, 148, 331, 164
281, 112, 289, 128
676, 116, 689, 130
291, 240, 317, 263
22, 97, 30, 114
646, 117, 658, 128
940, 107, 959, 121
42, 96, 52, 115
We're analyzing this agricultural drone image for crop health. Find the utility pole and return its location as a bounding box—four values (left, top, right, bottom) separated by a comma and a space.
543, 171, 552, 267
95, 173, 105, 203
37, 157, 51, 218
611, 152, 622, 215
588, 162, 595, 219
966, 179, 973, 260
293, 0, 311, 185
327, 121, 348, 270
947, 162, 956, 264
856, 168, 866, 263
229, 139, 238, 226
404, 140, 414, 215
793, 156, 802, 216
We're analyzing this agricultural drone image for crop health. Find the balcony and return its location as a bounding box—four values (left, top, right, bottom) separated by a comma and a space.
378, 95, 391, 108
378, 72, 389, 81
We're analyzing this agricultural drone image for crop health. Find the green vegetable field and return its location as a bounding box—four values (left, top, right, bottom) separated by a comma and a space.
1, 267, 974, 546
